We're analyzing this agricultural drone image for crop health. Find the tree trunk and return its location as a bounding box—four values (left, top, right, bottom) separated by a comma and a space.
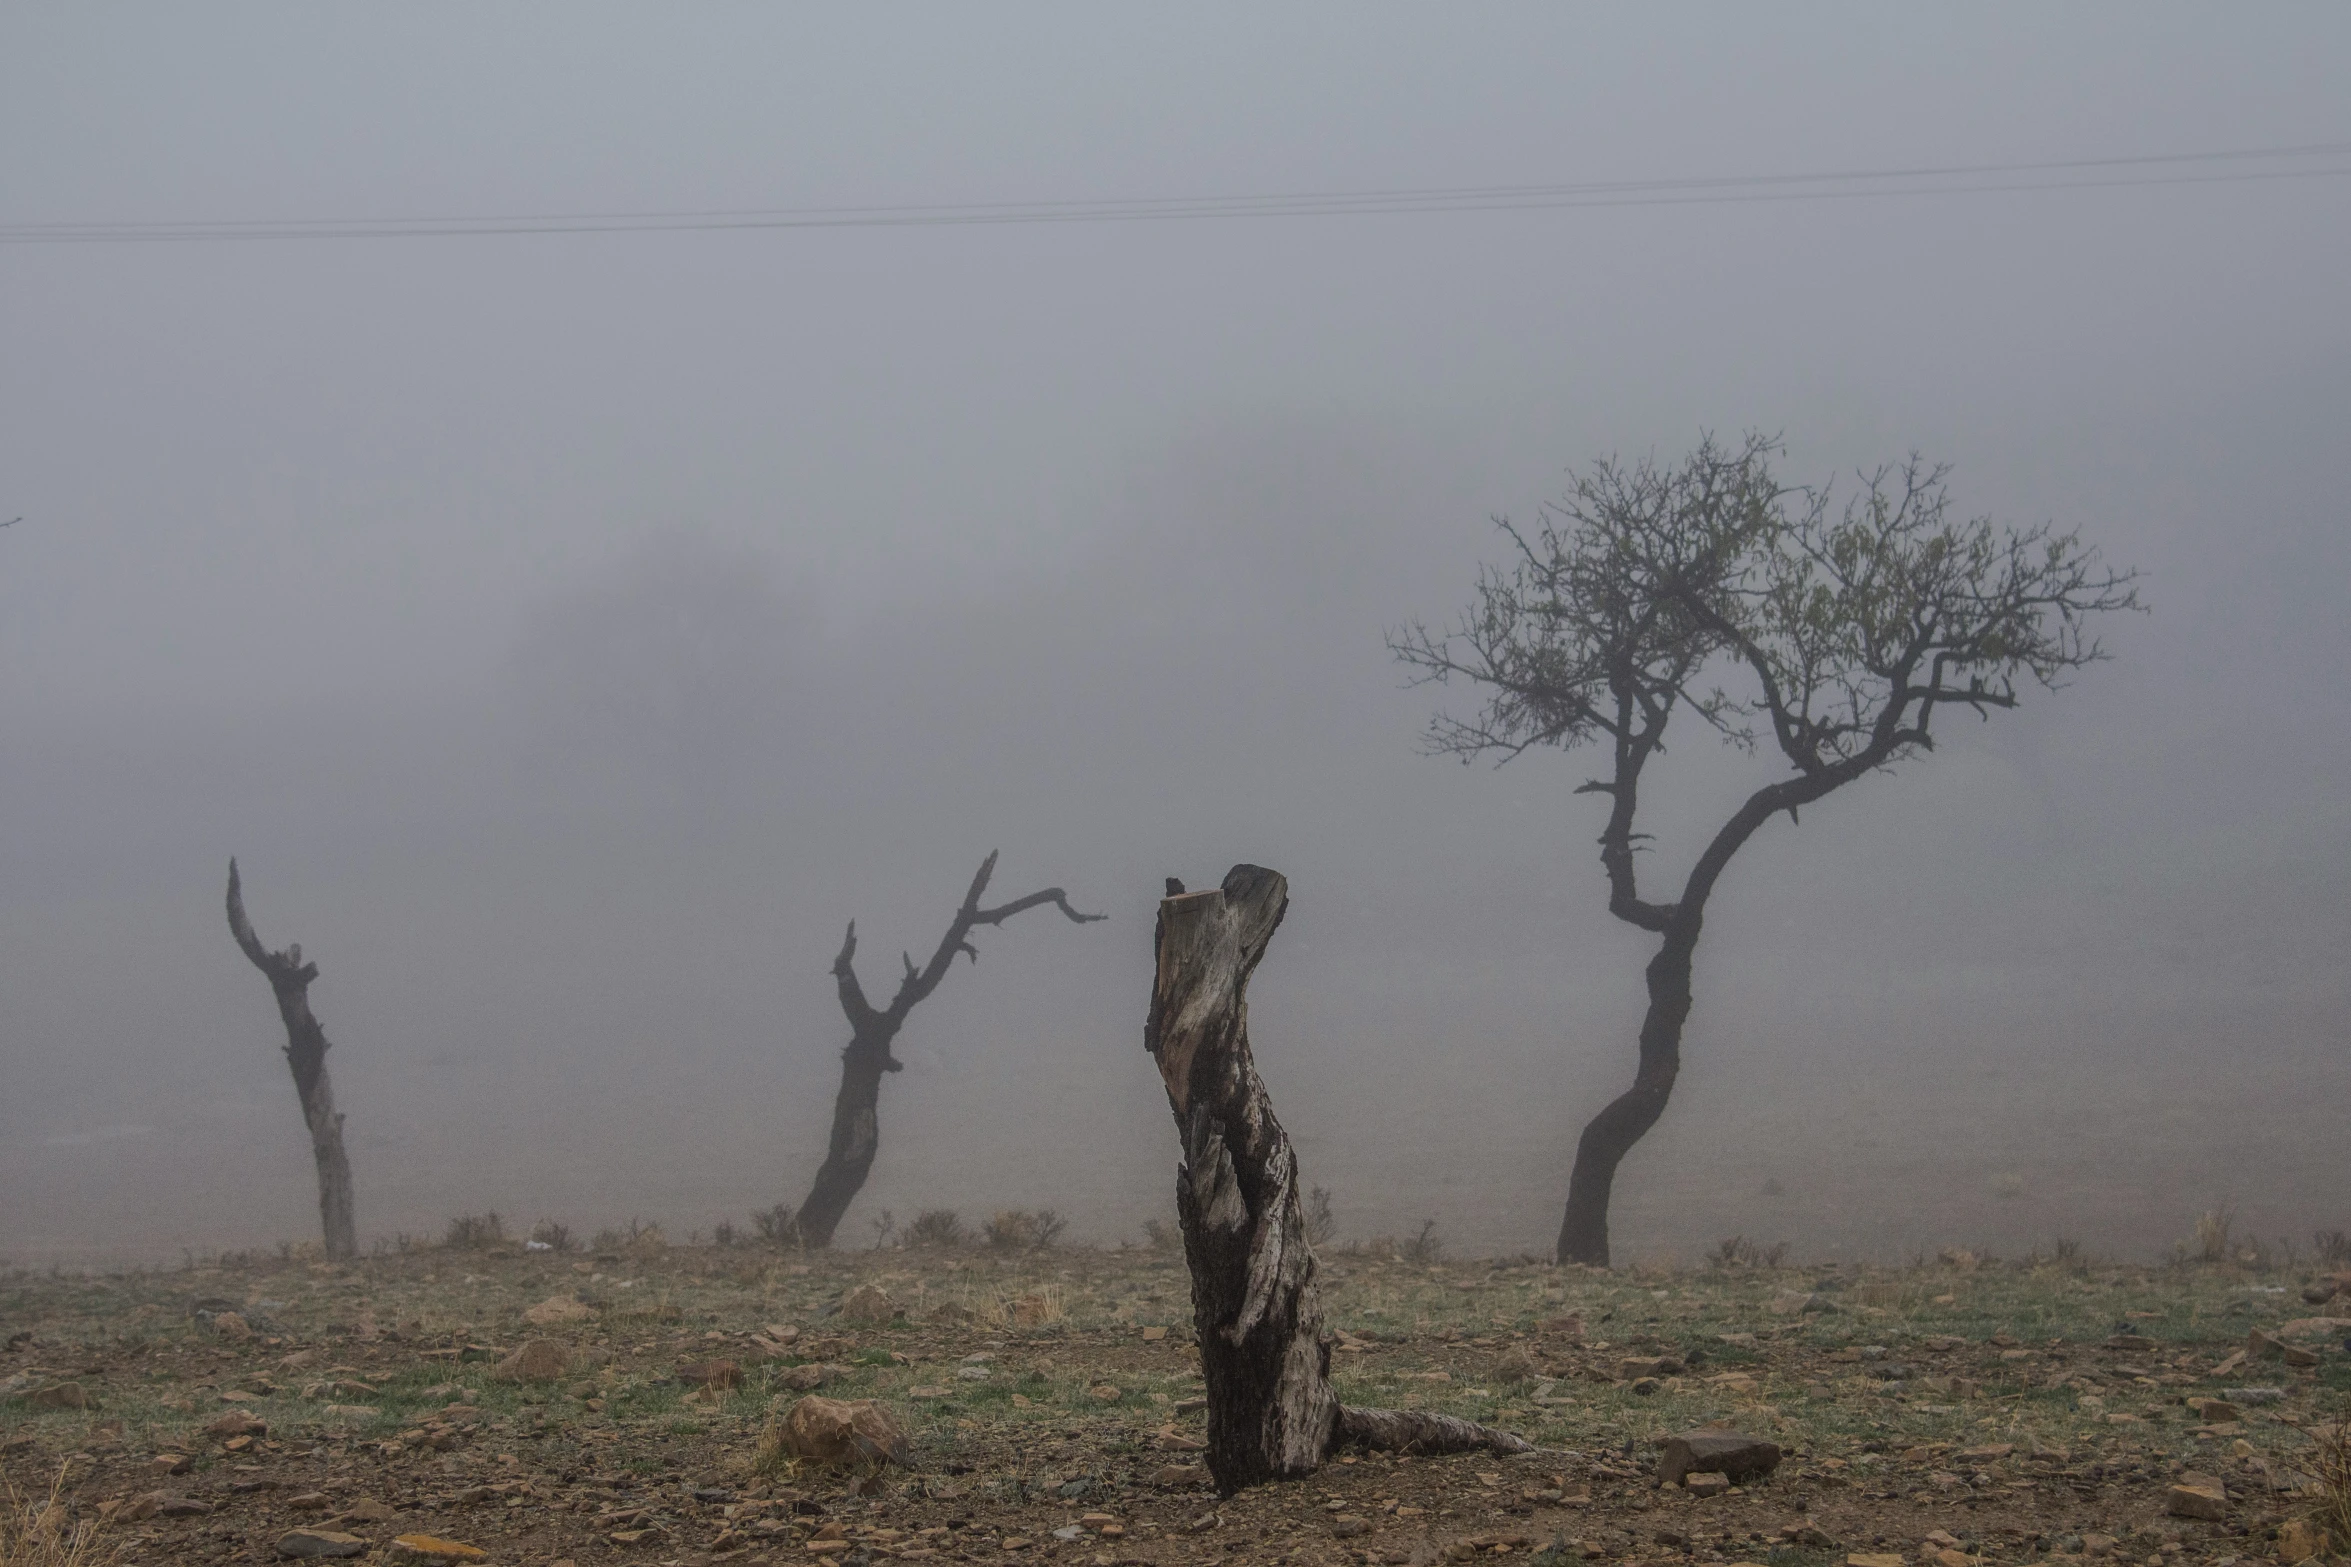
225, 861, 358, 1261
1148, 866, 1531, 1494
1557, 932, 1694, 1267
795, 1031, 899, 1248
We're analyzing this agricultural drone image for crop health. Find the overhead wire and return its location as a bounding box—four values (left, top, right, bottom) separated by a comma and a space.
3, 140, 2346, 245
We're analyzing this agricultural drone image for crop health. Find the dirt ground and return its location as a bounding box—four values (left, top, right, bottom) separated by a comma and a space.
3, 1239, 2345, 1566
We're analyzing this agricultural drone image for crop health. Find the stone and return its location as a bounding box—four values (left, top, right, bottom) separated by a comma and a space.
1152, 1463, 1206, 1487
1009, 1292, 1053, 1325
776, 1395, 909, 1467
387, 1536, 489, 1562
276, 1530, 368, 1559
157, 1495, 214, 1517
2276, 1520, 2329, 1565
1494, 1347, 1542, 1384
1156, 1425, 1208, 1452
334, 1498, 396, 1525
212, 1311, 253, 1342
836, 1284, 895, 1325
776, 1362, 830, 1392
1618, 1356, 1685, 1380
676, 1358, 741, 1389
1657, 1430, 1782, 1488
28, 1382, 89, 1409
1089, 1383, 1124, 1402
2281, 1343, 2321, 1368
2163, 1483, 2227, 1521
523, 1294, 594, 1326
205, 1409, 266, 1440
1847, 1555, 1905, 1567
2220, 1386, 2286, 1404
495, 1338, 568, 1381
2301, 1280, 2341, 1305
150, 1453, 190, 1474
1332, 1515, 1373, 1537
2187, 1397, 2240, 1422
284, 1492, 331, 1510
1683, 1472, 1732, 1497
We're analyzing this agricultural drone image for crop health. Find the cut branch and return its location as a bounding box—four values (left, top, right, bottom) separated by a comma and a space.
1147, 865, 1530, 1494
224, 859, 356, 1261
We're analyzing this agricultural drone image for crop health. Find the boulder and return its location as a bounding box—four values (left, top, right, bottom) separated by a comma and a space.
1657, 1430, 1782, 1488
775, 1395, 909, 1467
2163, 1482, 2228, 1521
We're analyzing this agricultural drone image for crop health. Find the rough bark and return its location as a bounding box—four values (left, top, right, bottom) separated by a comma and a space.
1148, 866, 1531, 1494
225, 859, 357, 1261
794, 851, 1101, 1248
1557, 935, 1691, 1265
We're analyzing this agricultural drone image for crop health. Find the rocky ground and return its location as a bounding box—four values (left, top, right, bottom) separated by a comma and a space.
3, 1240, 2346, 1566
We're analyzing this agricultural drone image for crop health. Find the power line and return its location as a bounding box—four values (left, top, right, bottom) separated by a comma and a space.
4, 141, 2346, 245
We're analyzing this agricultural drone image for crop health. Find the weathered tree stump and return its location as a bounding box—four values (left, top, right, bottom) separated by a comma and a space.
1146, 865, 1530, 1494
225, 860, 357, 1260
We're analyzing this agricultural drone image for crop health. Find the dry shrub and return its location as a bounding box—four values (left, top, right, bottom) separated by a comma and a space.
982, 1210, 1068, 1251
2190, 1206, 2234, 1265
2309, 1417, 2351, 1558
1304, 1186, 1337, 1247
1710, 1236, 1788, 1270
1398, 1220, 1445, 1265
527, 1220, 578, 1253
1141, 1219, 1179, 1252
970, 1282, 1065, 1328
2316, 1230, 2351, 1267
1, 1468, 116, 1567
441, 1212, 506, 1250
904, 1210, 968, 1250
751, 1204, 800, 1248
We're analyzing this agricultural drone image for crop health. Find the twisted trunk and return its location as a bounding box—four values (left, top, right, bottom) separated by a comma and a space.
795, 1028, 900, 1248
1557, 931, 1693, 1266
1149, 866, 1530, 1494
225, 860, 357, 1261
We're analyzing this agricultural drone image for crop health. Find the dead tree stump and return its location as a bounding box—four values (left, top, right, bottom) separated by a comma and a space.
225, 859, 358, 1260
1146, 865, 1530, 1494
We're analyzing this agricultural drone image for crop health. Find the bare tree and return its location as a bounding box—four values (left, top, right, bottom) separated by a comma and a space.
791, 851, 1103, 1249
1394, 435, 2141, 1266
1148, 866, 1530, 1493
224, 859, 358, 1260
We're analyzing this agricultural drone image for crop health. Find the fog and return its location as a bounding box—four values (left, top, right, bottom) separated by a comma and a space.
4, 7, 2346, 1267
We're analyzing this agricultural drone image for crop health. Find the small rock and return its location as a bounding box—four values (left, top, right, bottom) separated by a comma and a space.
775, 1394, 909, 1467
150, 1453, 190, 1474
212, 1312, 254, 1342
1617, 1356, 1685, 1380
1846, 1555, 1905, 1567
1657, 1430, 1782, 1488
2247, 1328, 2286, 1359
1332, 1515, 1372, 1537
523, 1294, 594, 1326
2281, 1342, 2321, 1368
27, 1382, 88, 1410
1153, 1462, 1205, 1486
2080, 1534, 2116, 1558
836, 1284, 895, 1325
2163, 1483, 2228, 1521
1493, 1347, 1542, 1384
276, 1530, 368, 1559
284, 1492, 331, 1511
2276, 1520, 2329, 1564
1156, 1426, 1208, 1452
1683, 1472, 1732, 1497
1931, 1552, 1970, 1567
776, 1362, 831, 1391
205, 1409, 267, 1440
2219, 1386, 2285, 1404
1089, 1383, 1124, 1402
386, 1536, 490, 1562
157, 1495, 214, 1517
334, 1498, 396, 1525
956, 1365, 990, 1381
2187, 1397, 2240, 1422
495, 1338, 569, 1382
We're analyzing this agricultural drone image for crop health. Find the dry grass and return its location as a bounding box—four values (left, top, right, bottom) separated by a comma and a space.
2309, 1416, 2351, 1559
0, 1469, 114, 1567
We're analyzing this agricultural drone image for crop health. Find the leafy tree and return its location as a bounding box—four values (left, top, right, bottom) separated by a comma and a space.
1394, 434, 2140, 1264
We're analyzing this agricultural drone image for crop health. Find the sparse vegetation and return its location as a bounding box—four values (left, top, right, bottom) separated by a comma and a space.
1141, 1217, 1178, 1252
750, 1203, 800, 1247
1707, 1234, 1787, 1269
1398, 1219, 1444, 1264
528, 1219, 578, 1252
0, 1467, 114, 1567
440, 1211, 506, 1250
1304, 1184, 1337, 1247
903, 1208, 968, 1249
2316, 1229, 2351, 1266
982, 1208, 1067, 1250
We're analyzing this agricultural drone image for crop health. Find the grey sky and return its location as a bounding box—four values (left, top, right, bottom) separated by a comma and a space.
3, 6, 2346, 1265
